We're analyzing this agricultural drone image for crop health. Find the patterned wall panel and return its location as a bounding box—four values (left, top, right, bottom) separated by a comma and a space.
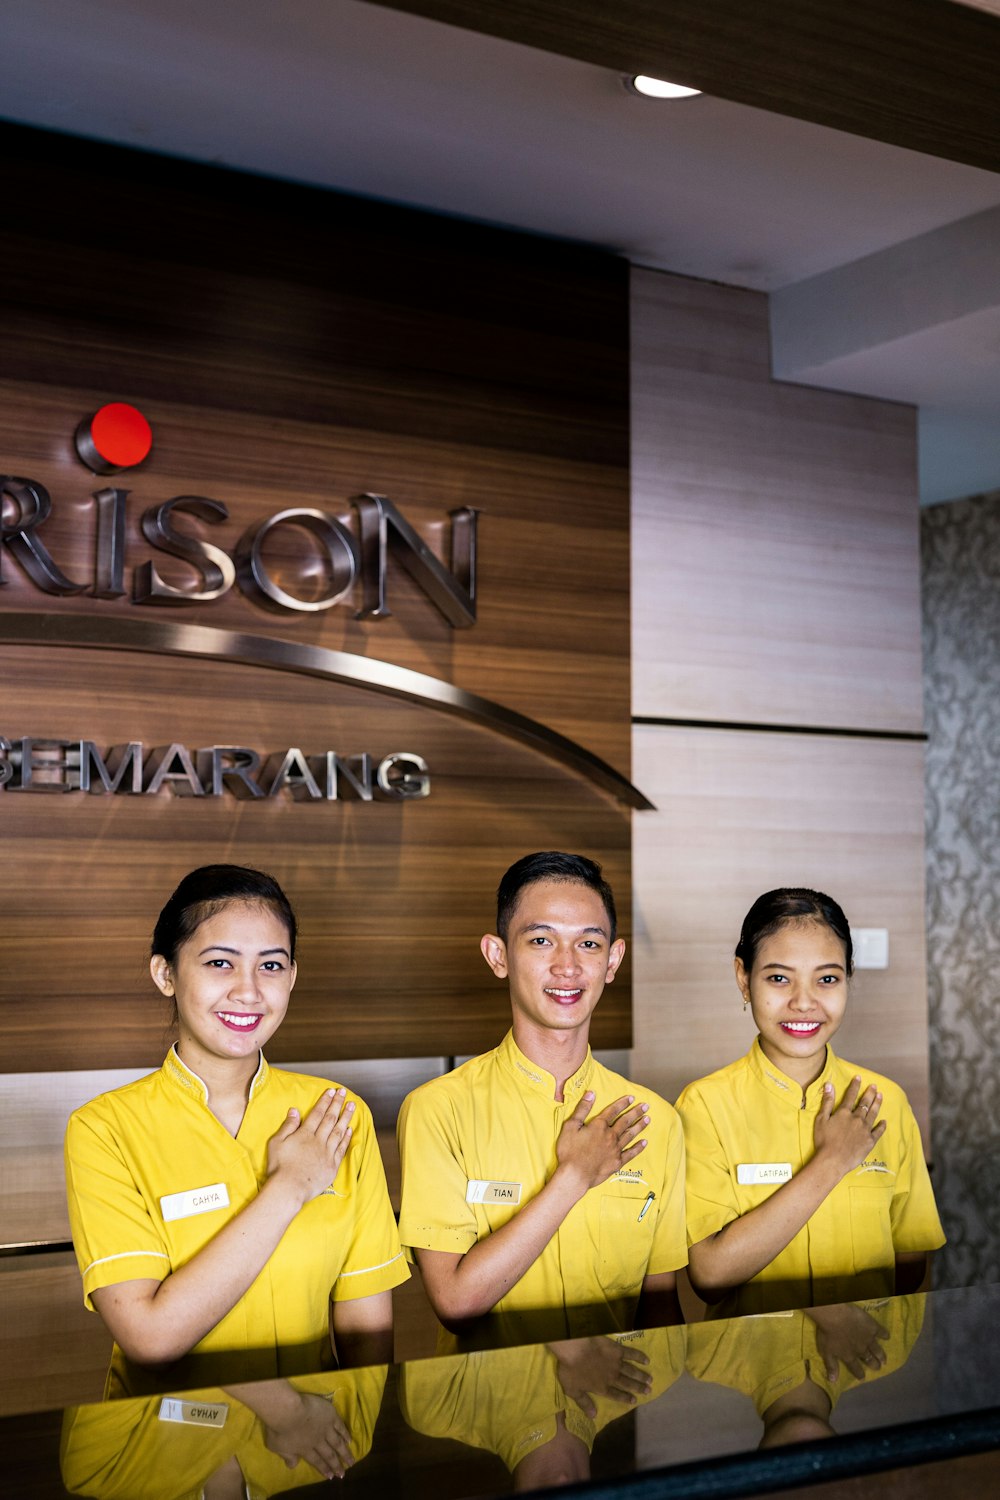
922, 491, 1000, 1288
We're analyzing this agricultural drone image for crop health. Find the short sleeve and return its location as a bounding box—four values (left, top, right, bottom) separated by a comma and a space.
330, 1100, 409, 1301
397, 1085, 479, 1258
888, 1100, 946, 1255
675, 1085, 741, 1247
64, 1106, 171, 1307
645, 1102, 688, 1273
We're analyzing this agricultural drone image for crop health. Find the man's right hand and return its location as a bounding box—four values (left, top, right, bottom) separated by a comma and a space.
555, 1092, 650, 1192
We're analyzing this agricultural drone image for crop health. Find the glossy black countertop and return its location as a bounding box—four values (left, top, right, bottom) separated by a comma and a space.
5, 1284, 1000, 1499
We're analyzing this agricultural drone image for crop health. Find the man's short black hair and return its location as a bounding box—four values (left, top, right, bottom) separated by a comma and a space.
496, 852, 618, 943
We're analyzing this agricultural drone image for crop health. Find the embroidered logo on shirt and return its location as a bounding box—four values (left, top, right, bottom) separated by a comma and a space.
855, 1160, 895, 1176
159, 1183, 230, 1222
737, 1162, 793, 1185
466, 1179, 521, 1204
612, 1168, 646, 1184
158, 1399, 228, 1427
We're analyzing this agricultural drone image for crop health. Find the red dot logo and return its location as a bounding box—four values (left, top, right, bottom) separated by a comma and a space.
75, 403, 153, 474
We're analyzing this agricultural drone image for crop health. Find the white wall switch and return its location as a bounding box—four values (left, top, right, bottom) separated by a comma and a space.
853, 928, 889, 969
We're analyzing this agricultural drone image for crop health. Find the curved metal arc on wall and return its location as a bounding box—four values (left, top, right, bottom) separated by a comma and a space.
0, 613, 654, 811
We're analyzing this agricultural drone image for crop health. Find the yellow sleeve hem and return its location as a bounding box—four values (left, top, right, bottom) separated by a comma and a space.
330, 1252, 411, 1302
82, 1250, 170, 1308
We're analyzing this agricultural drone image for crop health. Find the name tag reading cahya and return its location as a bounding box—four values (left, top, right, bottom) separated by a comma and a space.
159, 1183, 231, 1222
158, 1398, 228, 1428
737, 1162, 793, 1186
466, 1179, 521, 1205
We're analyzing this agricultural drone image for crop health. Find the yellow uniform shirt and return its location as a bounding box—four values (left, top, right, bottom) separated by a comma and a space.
397, 1031, 687, 1352
60, 1366, 387, 1499
676, 1042, 945, 1317
400, 1326, 685, 1471
687, 1292, 925, 1418
65, 1048, 408, 1393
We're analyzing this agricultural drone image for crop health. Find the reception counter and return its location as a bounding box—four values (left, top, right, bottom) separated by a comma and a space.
4, 1284, 999, 1498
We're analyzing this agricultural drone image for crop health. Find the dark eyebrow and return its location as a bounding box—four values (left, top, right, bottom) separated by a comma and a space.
761, 961, 845, 973
198, 944, 290, 959
520, 922, 609, 939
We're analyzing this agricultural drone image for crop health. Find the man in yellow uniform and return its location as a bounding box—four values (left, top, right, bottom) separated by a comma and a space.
397, 852, 687, 1352
401, 1325, 686, 1489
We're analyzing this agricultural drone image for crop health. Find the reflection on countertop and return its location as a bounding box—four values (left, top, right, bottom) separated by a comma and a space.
4, 1284, 1000, 1499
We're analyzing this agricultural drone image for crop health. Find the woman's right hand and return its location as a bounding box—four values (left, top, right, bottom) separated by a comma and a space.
266, 1088, 355, 1206
813, 1076, 886, 1177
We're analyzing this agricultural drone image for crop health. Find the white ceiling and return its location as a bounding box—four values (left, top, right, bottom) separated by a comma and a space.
5, 0, 1000, 503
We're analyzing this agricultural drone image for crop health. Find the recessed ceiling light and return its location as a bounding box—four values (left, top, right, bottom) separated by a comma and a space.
627, 75, 701, 99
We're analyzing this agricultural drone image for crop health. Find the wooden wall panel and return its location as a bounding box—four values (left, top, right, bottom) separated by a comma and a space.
631, 725, 931, 1142
631, 266, 924, 734
0, 125, 634, 1073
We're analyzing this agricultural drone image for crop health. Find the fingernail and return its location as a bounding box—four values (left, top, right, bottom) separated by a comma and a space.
346, 1100, 356, 1112
825, 1083, 833, 1093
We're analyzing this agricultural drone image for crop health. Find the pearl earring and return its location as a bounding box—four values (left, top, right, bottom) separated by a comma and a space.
742, 996, 749, 1012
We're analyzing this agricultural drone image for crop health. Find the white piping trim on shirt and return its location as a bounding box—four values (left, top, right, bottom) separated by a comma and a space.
84, 1249, 171, 1275
337, 1250, 404, 1278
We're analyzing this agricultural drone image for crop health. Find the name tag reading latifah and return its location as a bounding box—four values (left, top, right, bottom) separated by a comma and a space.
158, 1398, 228, 1428
737, 1162, 793, 1186
466, 1179, 521, 1205
159, 1183, 230, 1222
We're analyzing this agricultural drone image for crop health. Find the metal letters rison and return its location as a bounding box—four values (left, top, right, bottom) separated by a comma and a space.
0, 479, 478, 626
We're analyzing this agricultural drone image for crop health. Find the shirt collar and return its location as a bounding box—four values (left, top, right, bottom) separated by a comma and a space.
163, 1044, 269, 1105
748, 1037, 837, 1109
499, 1030, 594, 1100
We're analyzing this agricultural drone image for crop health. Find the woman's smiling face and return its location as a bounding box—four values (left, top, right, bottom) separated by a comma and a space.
736, 917, 849, 1086
151, 900, 296, 1074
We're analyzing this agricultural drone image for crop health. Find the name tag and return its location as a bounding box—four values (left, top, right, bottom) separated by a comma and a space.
160, 1183, 230, 1222
466, 1179, 521, 1205
158, 1398, 228, 1428
737, 1162, 792, 1185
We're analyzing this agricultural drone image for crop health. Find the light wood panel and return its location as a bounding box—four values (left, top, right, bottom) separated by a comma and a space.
630, 724, 931, 1143
631, 267, 924, 734
0, 126, 633, 1074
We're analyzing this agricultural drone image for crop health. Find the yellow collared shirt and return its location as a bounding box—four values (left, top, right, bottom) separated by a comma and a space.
60, 1366, 387, 1500
400, 1326, 685, 1471
676, 1041, 945, 1317
397, 1031, 687, 1352
686, 1293, 926, 1416
65, 1049, 408, 1390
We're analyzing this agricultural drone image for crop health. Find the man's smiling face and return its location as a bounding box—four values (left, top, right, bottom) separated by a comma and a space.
481, 877, 625, 1045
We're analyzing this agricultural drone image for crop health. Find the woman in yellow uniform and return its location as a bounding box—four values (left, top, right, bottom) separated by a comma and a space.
65, 864, 408, 1395
675, 888, 944, 1318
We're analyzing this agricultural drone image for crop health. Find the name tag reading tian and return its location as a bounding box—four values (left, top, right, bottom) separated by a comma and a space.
466, 1179, 521, 1205
737, 1163, 793, 1186
160, 1183, 231, 1222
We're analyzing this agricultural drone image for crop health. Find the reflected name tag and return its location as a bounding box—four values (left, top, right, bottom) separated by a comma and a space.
466, 1179, 521, 1205
158, 1398, 228, 1427
160, 1182, 230, 1222
737, 1162, 792, 1185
